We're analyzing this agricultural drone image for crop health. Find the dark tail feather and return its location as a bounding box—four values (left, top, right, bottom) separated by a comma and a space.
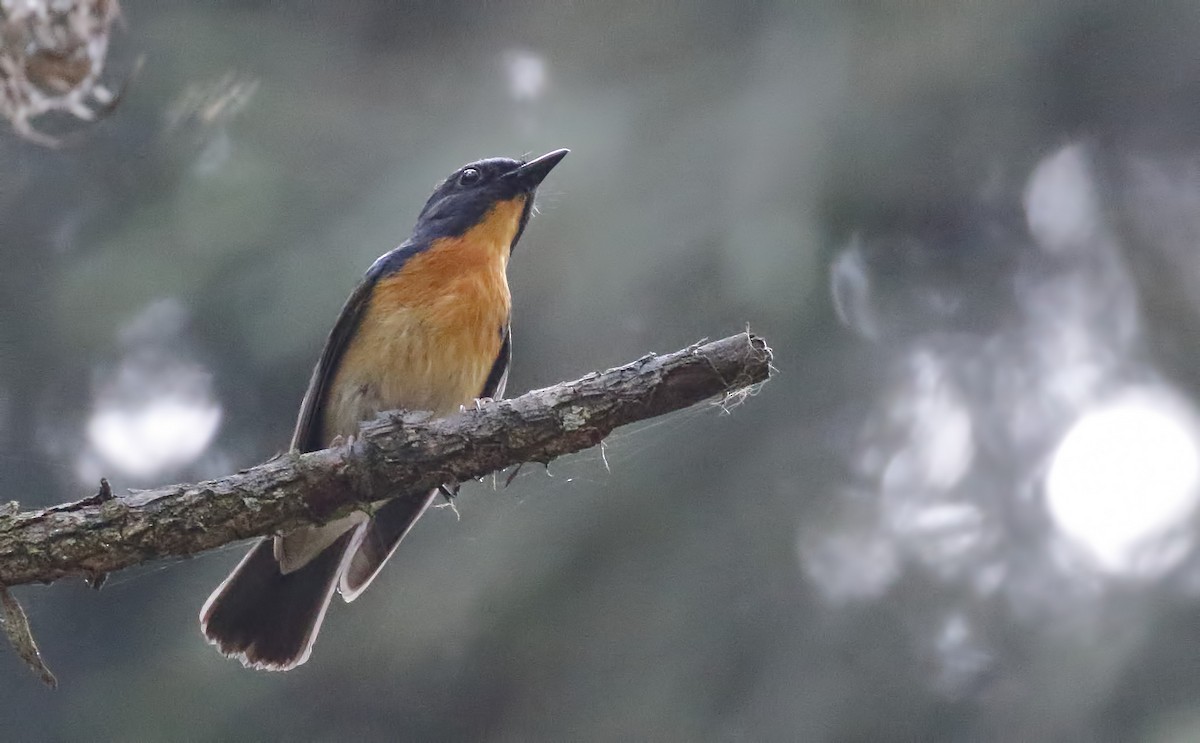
200, 528, 362, 671
339, 490, 438, 601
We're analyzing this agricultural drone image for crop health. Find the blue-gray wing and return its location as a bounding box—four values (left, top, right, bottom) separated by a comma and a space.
290, 244, 422, 453
481, 324, 511, 400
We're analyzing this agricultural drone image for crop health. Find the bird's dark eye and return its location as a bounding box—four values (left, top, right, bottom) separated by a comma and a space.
459, 167, 482, 186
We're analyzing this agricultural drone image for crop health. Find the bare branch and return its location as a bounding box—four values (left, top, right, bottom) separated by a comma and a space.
0, 332, 773, 588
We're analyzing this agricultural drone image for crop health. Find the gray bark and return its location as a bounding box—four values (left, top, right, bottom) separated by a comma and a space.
0, 332, 773, 589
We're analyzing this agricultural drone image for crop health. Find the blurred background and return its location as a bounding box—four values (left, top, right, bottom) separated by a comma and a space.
4, 0, 1200, 740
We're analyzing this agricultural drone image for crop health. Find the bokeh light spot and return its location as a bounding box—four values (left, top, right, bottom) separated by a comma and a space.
1045, 389, 1200, 576
1024, 144, 1101, 254
83, 299, 223, 480
502, 49, 547, 101
88, 394, 221, 479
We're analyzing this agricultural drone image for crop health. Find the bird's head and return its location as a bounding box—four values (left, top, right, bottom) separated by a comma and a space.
411, 148, 568, 251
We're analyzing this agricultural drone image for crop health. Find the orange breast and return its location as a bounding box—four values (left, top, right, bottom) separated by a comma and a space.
321, 198, 524, 440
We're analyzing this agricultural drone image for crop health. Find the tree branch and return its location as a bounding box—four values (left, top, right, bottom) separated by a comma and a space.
0, 332, 773, 589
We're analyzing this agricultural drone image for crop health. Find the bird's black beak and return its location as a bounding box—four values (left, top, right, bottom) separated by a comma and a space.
504, 148, 569, 191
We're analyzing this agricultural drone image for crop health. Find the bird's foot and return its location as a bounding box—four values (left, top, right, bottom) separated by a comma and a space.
461, 397, 495, 413
435, 484, 462, 520
328, 433, 356, 449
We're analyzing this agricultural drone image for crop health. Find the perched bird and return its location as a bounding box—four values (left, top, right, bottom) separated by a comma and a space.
200, 149, 569, 670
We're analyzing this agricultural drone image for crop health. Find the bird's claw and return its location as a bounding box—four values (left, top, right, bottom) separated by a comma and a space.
328, 433, 356, 449
472, 397, 495, 411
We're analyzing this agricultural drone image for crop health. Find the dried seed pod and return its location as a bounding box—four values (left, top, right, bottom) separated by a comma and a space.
0, 0, 122, 145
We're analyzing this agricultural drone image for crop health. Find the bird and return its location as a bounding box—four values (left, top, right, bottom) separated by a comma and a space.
200, 148, 569, 671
